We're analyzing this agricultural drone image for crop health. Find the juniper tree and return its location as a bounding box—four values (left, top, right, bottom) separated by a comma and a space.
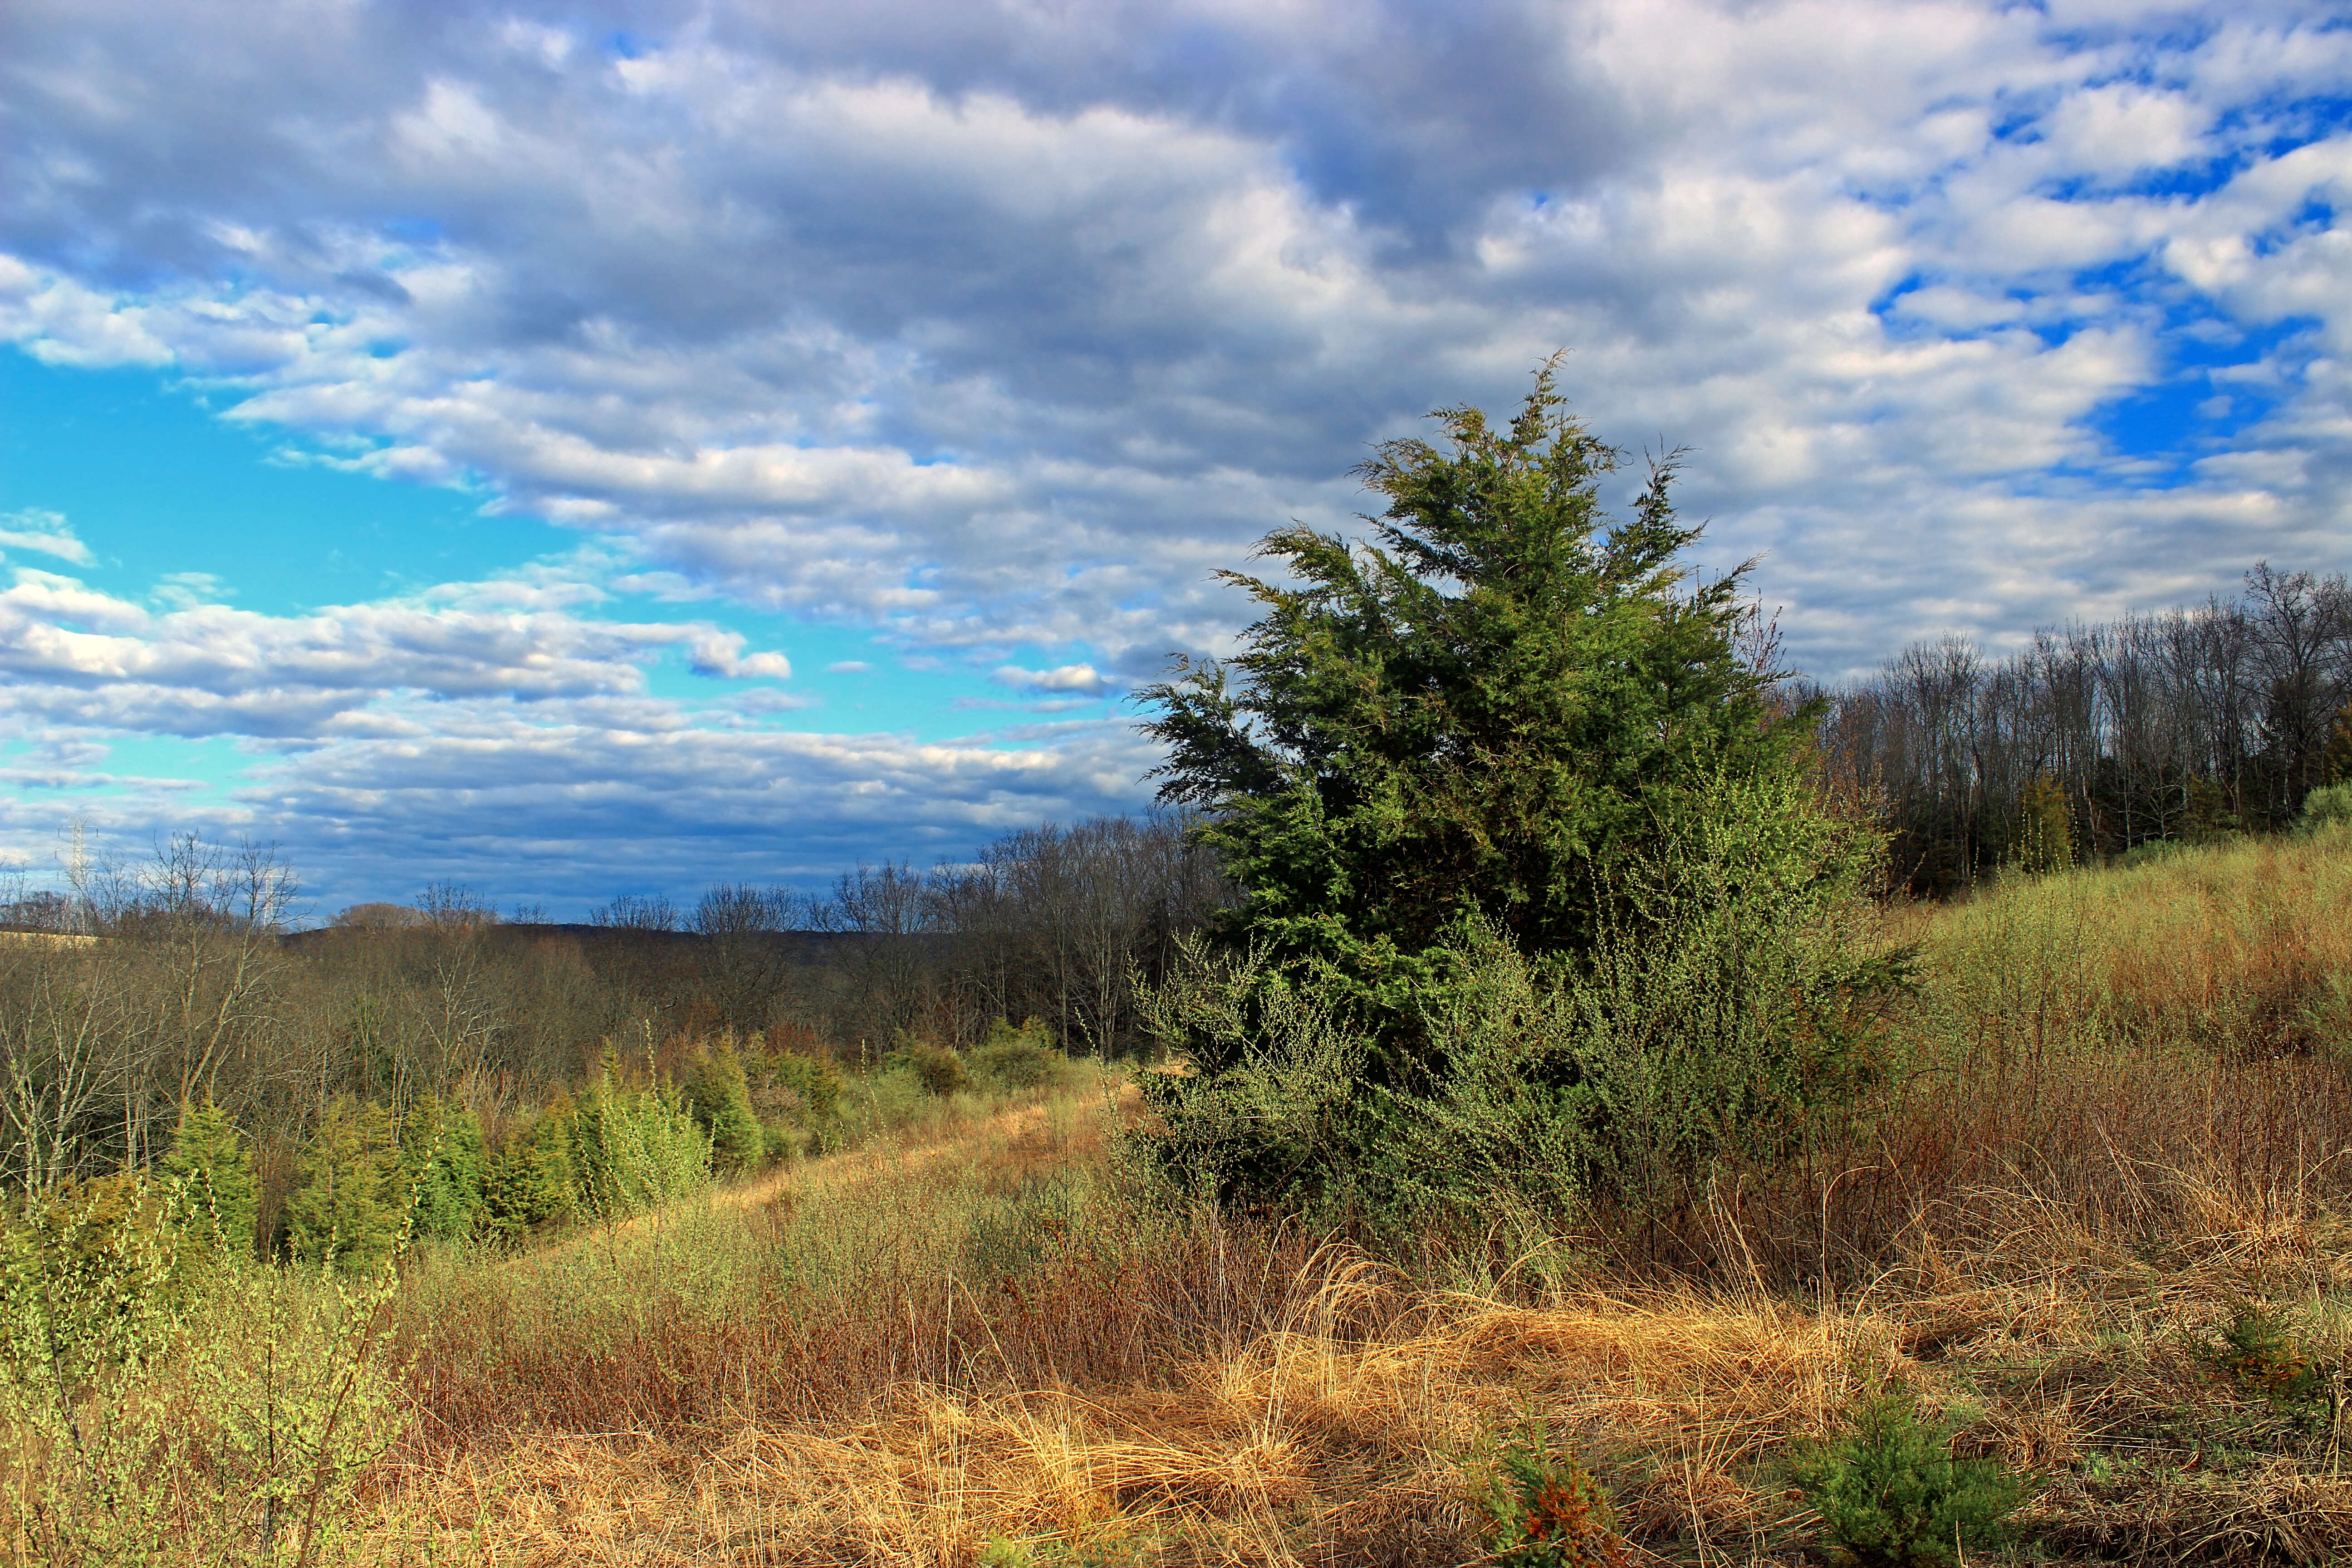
1139, 363, 1814, 1078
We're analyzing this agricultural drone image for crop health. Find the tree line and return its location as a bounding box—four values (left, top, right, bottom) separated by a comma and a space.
0, 812, 1228, 1210
1810, 564, 2352, 894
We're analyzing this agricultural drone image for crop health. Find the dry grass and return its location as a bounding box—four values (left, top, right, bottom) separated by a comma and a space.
27, 833, 2352, 1566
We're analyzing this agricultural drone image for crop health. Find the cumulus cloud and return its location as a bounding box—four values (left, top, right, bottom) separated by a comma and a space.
0, 565, 802, 738
0, 0, 2347, 897
990, 663, 1108, 695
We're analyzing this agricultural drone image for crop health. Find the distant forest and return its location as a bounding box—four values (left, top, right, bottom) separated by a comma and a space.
1811, 563, 2352, 894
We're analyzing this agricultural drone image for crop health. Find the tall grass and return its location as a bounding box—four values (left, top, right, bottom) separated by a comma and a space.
20, 833, 2352, 1563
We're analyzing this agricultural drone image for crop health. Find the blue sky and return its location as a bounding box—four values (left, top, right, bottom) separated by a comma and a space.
2, 0, 2347, 918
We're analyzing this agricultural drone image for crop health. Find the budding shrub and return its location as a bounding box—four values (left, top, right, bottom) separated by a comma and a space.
971, 1017, 1068, 1092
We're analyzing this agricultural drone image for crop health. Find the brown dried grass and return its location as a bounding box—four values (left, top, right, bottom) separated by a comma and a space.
338, 832, 2352, 1563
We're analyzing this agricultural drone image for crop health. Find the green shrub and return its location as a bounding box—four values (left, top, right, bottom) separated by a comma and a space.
1476, 1424, 1628, 1568
1793, 1385, 2023, 1568
285, 1098, 403, 1270
398, 1096, 489, 1243
1135, 773, 1901, 1222
767, 1047, 843, 1125
482, 1099, 578, 1240
971, 1017, 1068, 1092
0, 1172, 179, 1392
1132, 943, 1369, 1210
161, 1099, 257, 1259
0, 1174, 183, 1561
569, 1069, 711, 1220
2209, 1302, 2333, 1411
2299, 781, 2352, 834
885, 1037, 971, 1096
682, 1041, 765, 1174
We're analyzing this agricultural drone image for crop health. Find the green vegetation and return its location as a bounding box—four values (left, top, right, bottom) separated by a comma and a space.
161, 1099, 256, 1259
1141, 367, 1815, 1043
1136, 375, 1888, 1221
1793, 1386, 2023, 1568
285, 1097, 403, 1270
1477, 1426, 1629, 1568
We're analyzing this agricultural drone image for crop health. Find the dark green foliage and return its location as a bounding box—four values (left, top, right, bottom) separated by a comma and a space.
762, 1047, 843, 1129
1136, 774, 1900, 1221
886, 1038, 971, 1095
970, 1018, 1067, 1092
398, 1096, 488, 1243
160, 1099, 257, 1259
1477, 1425, 1628, 1568
682, 1042, 764, 1174
1794, 1386, 2023, 1568
482, 1099, 578, 1240
285, 1098, 403, 1270
1140, 364, 1812, 1077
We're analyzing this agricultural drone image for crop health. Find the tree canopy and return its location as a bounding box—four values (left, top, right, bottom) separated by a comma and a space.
1139, 366, 1812, 1060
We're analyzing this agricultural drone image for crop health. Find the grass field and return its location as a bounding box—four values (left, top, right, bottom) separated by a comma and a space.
15, 828, 2352, 1565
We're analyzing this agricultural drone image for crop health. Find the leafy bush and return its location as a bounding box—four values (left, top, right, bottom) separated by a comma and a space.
885, 1037, 971, 1095
285, 1098, 403, 1269
1475, 1424, 1628, 1568
971, 1017, 1068, 1092
2299, 781, 2352, 834
1133, 941, 1369, 1209
162, 1099, 257, 1259
0, 1173, 184, 1563
1136, 773, 1901, 1222
1793, 1385, 2023, 1568
569, 1066, 711, 1218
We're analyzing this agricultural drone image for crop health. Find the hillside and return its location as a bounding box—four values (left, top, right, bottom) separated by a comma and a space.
12, 829, 2352, 1564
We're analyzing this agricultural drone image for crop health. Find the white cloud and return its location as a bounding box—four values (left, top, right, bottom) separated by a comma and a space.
991, 663, 1107, 694
0, 510, 94, 565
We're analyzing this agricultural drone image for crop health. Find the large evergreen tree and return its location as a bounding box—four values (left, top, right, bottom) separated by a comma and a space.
1139, 366, 1811, 1071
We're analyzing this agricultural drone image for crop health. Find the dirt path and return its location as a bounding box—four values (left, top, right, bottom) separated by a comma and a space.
554, 1083, 1131, 1256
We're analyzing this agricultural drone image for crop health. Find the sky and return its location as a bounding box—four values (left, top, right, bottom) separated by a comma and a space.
1, 0, 2347, 919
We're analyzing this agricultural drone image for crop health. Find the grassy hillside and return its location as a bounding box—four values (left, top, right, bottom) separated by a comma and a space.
13, 830, 2352, 1564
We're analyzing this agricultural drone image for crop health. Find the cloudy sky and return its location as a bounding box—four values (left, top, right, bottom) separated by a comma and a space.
1, 0, 2347, 916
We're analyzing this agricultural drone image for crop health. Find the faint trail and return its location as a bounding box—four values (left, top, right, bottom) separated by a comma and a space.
548, 1082, 1137, 1257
